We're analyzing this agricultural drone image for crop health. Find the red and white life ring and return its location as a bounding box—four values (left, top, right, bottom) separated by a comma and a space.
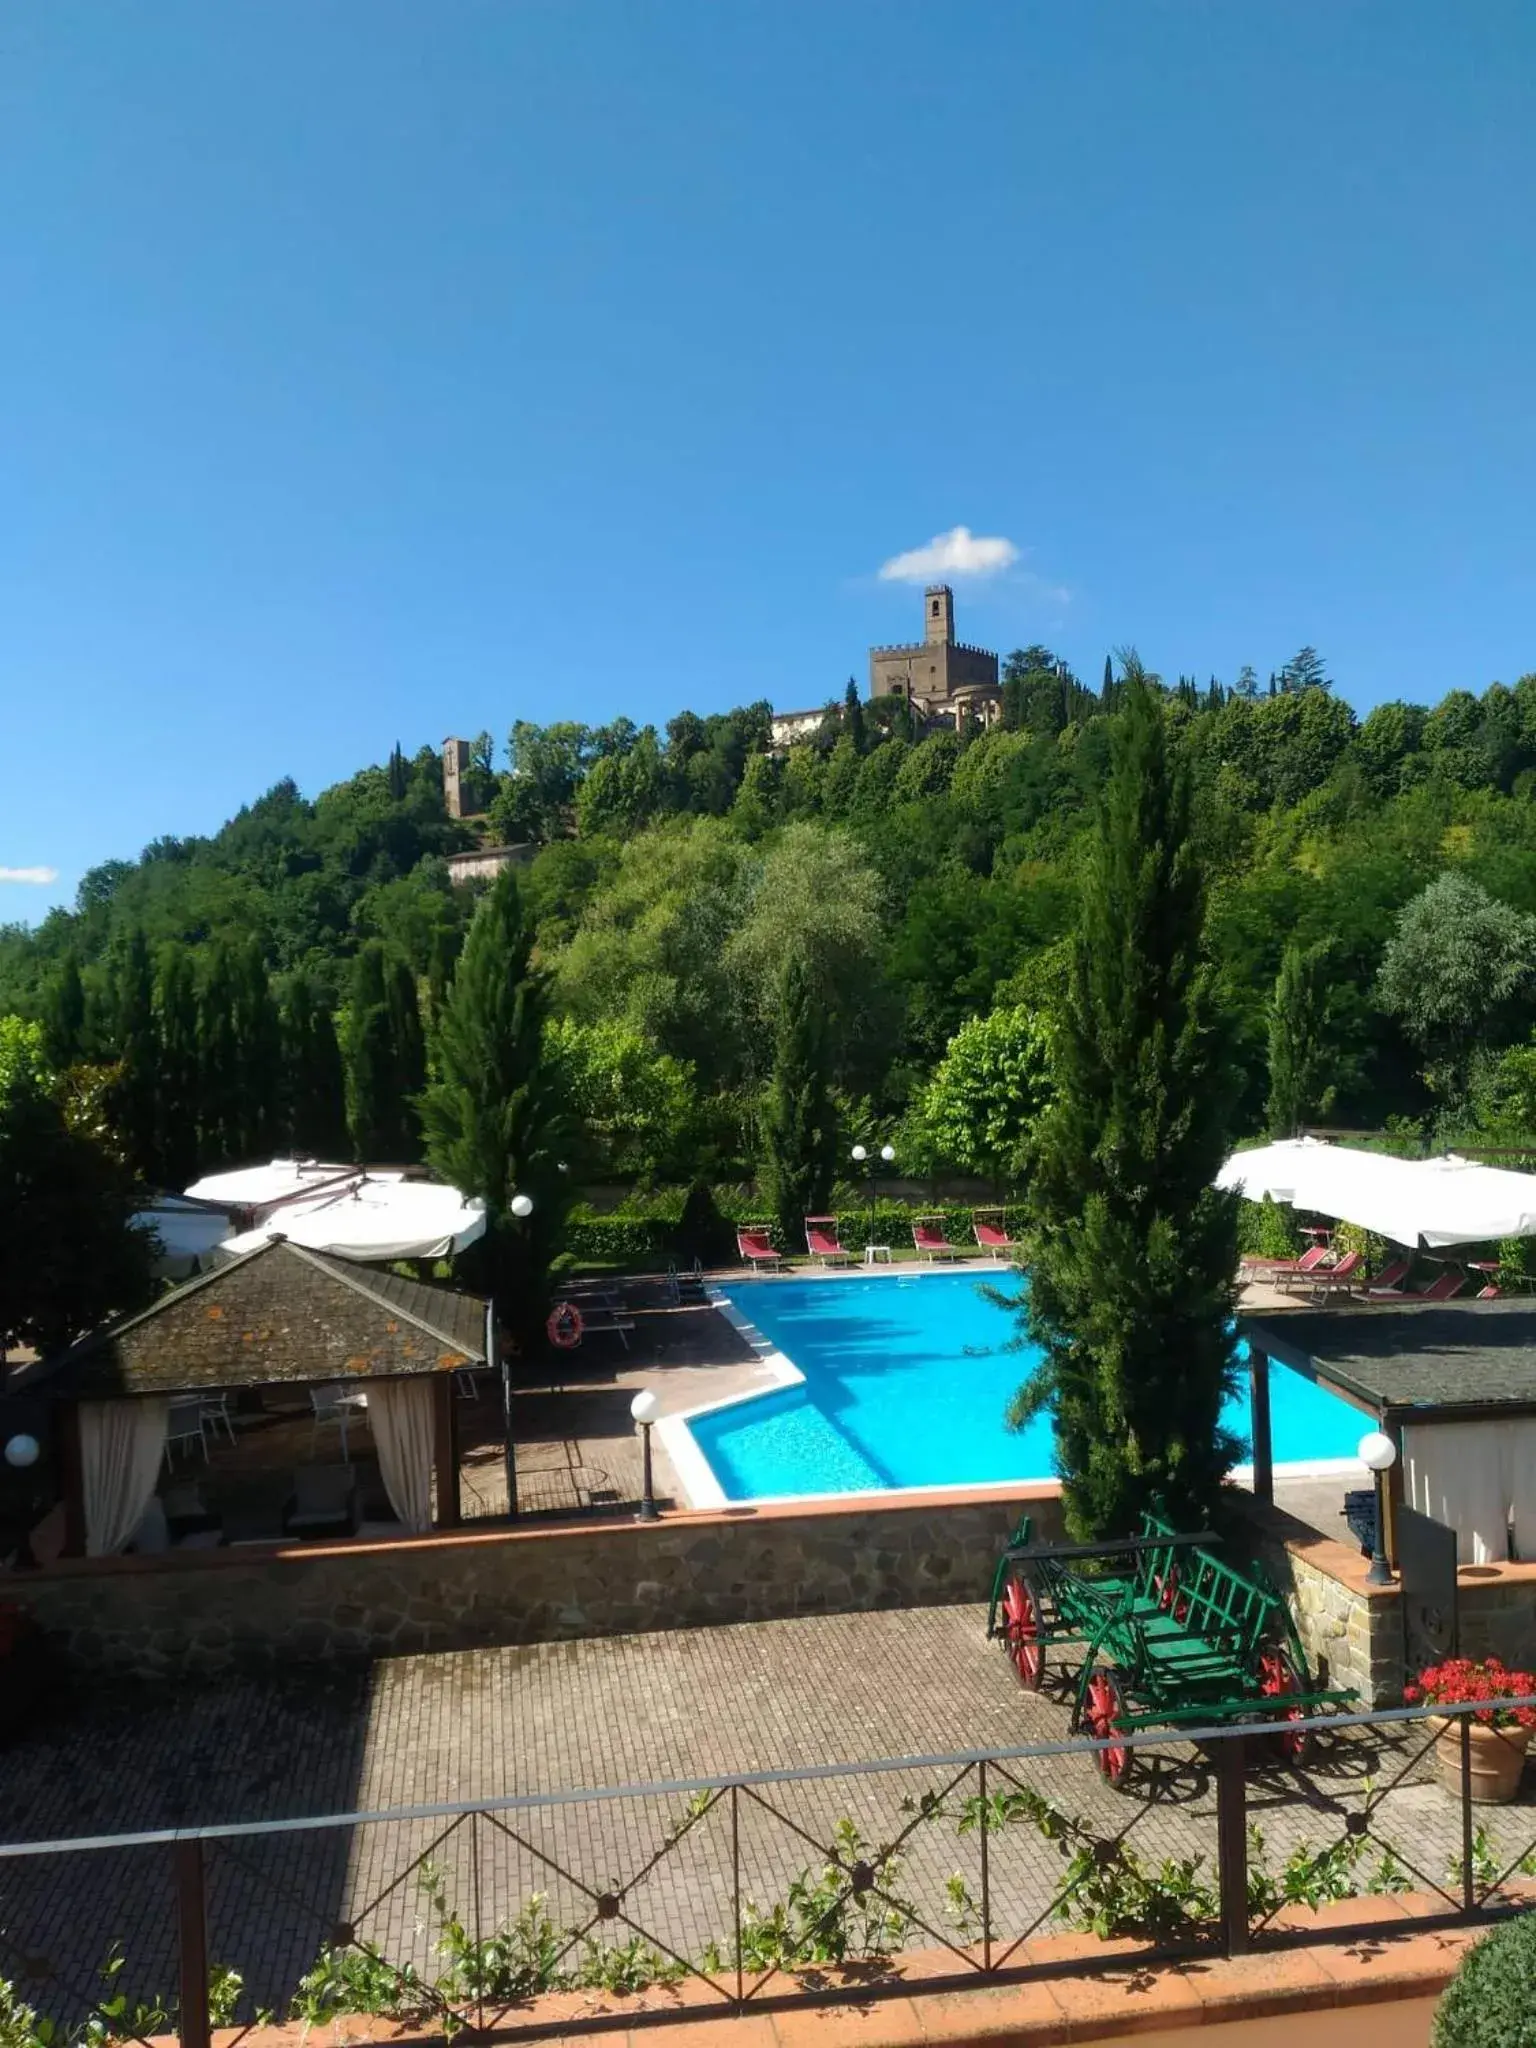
547, 1302, 584, 1350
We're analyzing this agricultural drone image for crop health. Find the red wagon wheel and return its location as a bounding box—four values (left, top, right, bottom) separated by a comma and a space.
1000, 1573, 1045, 1691
1084, 1668, 1131, 1789
1257, 1643, 1314, 1764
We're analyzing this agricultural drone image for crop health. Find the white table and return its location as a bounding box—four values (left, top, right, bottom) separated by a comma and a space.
864, 1244, 892, 1265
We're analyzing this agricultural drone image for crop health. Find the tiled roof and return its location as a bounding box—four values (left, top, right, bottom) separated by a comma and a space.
39, 1239, 489, 1400
1241, 1300, 1536, 1417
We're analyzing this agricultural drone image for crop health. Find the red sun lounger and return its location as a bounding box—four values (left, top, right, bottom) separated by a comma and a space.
804, 1217, 851, 1266
912, 1220, 959, 1262
973, 1216, 1016, 1252
736, 1227, 782, 1272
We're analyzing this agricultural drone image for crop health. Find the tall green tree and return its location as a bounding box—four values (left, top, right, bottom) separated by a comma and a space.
345, 943, 403, 1160
109, 928, 159, 1180
281, 975, 348, 1158
42, 955, 86, 1070
0, 1026, 157, 1356
1266, 942, 1334, 1137
387, 955, 426, 1158
759, 950, 838, 1249
1012, 672, 1241, 1539
1376, 873, 1536, 1101
233, 937, 282, 1158
196, 943, 246, 1168
843, 678, 866, 754
420, 870, 570, 1330
154, 946, 201, 1185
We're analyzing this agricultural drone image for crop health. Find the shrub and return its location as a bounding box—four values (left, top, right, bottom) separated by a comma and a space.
1432, 1909, 1536, 2046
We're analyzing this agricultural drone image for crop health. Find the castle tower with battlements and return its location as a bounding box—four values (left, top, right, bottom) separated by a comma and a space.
868, 585, 1001, 728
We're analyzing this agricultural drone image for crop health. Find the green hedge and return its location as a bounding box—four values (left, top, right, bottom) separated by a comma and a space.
563, 1194, 1028, 1268
1432, 1909, 1536, 2045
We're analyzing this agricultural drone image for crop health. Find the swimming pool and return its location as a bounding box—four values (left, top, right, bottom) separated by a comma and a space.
673, 1271, 1364, 1504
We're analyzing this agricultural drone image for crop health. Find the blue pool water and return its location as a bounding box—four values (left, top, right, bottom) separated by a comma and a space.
688, 1272, 1364, 1501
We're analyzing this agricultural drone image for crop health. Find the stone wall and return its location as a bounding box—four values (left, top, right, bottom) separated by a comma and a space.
1453, 1564, 1536, 1669
1237, 1499, 1402, 1707
16, 1486, 1061, 1681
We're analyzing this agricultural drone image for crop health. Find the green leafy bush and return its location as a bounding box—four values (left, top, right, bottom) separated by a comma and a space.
1432, 1909, 1536, 2046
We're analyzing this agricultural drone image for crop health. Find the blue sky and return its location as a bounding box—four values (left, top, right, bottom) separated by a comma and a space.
4, 2, 1535, 919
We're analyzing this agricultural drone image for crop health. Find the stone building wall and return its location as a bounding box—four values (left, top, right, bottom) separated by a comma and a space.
17, 1486, 1061, 1681
1238, 1499, 1402, 1707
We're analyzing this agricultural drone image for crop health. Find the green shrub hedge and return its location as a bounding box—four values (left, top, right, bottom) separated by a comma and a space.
1432, 1909, 1536, 2045
562, 1192, 1027, 1268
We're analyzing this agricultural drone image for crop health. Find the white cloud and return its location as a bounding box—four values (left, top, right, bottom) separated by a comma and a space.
0, 866, 59, 885
878, 525, 1020, 584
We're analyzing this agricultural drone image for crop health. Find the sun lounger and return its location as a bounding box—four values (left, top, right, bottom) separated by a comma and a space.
804, 1217, 851, 1266
973, 1215, 1016, 1252
737, 1227, 782, 1272
1305, 1249, 1363, 1301
912, 1219, 959, 1262
1272, 1245, 1337, 1293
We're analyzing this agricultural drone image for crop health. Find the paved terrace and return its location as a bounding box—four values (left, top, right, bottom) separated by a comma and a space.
3, 1601, 1521, 2032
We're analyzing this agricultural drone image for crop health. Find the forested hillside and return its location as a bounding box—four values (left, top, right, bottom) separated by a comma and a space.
8, 646, 1536, 1198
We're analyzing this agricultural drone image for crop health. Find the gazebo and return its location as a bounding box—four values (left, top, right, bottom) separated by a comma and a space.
27, 1238, 496, 1557
1241, 1301, 1536, 1567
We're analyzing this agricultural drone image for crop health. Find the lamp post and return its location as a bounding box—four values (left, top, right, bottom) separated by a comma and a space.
500, 1192, 534, 1518
631, 1389, 660, 1522
851, 1143, 895, 1244
1359, 1430, 1398, 1586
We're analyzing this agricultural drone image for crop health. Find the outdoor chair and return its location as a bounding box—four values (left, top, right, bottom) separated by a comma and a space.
1362, 1258, 1412, 1299
912, 1219, 959, 1262
736, 1227, 782, 1272
309, 1383, 369, 1462
803, 1217, 851, 1266
199, 1392, 237, 1444
1272, 1245, 1337, 1293
972, 1214, 1016, 1252
284, 1464, 359, 1540
165, 1396, 210, 1467
1416, 1267, 1468, 1302
1305, 1249, 1364, 1301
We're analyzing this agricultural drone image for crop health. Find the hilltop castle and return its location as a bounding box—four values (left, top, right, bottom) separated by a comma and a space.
771, 585, 1001, 746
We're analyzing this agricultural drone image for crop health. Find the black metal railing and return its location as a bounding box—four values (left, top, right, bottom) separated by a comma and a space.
4, 1695, 1535, 2046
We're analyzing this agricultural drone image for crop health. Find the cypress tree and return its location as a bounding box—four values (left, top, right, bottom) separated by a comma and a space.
154, 946, 201, 1186
759, 950, 838, 1251
1012, 670, 1241, 1539
387, 956, 426, 1147
427, 925, 461, 1028
110, 928, 159, 1181
42, 955, 86, 1070
387, 741, 408, 800
196, 943, 245, 1168
233, 937, 282, 1157
1266, 943, 1332, 1138
1101, 653, 1114, 707
281, 975, 348, 1159
345, 943, 399, 1161
843, 678, 867, 755
420, 870, 570, 1330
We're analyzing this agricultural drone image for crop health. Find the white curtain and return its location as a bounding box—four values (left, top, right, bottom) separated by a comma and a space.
370, 1376, 436, 1533
81, 1398, 170, 1557
1507, 1419, 1536, 1563
1403, 1420, 1513, 1564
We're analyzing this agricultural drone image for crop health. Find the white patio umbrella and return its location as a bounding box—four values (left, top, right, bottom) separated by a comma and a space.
1219, 1139, 1536, 1249
218, 1178, 488, 1263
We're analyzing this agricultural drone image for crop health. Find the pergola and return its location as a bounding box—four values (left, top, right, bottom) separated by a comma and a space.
1241, 1301, 1536, 1566
30, 1238, 496, 1556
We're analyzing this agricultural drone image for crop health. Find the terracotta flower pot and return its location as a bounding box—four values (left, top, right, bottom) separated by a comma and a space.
1431, 1716, 1531, 1804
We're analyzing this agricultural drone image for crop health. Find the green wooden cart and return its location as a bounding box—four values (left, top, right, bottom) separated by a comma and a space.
985, 1509, 1355, 1787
